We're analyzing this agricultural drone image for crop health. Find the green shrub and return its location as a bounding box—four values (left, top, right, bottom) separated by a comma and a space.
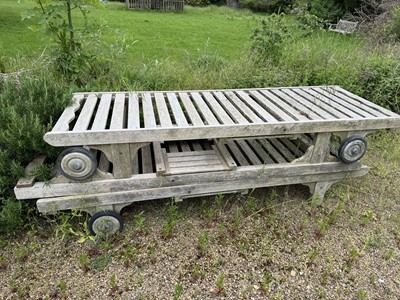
0, 198, 23, 236
384, 5, 400, 42
239, 0, 293, 13
250, 13, 293, 62
296, 9, 324, 30
356, 59, 400, 112
308, 0, 343, 23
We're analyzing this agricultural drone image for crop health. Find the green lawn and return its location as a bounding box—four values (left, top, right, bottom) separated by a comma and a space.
0, 1, 259, 63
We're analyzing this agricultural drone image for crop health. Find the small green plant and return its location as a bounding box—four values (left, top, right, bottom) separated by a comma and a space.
212, 273, 225, 295
357, 289, 368, 300
383, 248, 394, 261
231, 206, 243, 232
197, 231, 209, 256
109, 274, 118, 294
91, 253, 112, 271
134, 211, 146, 233
193, 263, 202, 280
251, 13, 293, 62
173, 282, 183, 300
78, 253, 90, 272
307, 248, 319, 266
15, 246, 29, 261
260, 271, 272, 292
163, 201, 178, 239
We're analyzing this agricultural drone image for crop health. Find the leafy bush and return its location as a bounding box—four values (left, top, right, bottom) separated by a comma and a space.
357, 59, 400, 112
250, 13, 293, 62
307, 0, 344, 23
296, 9, 324, 30
0, 72, 71, 236
384, 5, 400, 42
238, 0, 293, 12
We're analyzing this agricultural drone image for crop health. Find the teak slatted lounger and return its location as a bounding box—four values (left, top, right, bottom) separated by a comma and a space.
14, 86, 400, 236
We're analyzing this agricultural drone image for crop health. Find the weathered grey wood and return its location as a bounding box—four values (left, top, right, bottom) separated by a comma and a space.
97, 152, 111, 172
127, 92, 140, 129
248, 90, 294, 121
153, 142, 166, 175
111, 143, 132, 178
167, 142, 179, 153
52, 94, 85, 132
333, 86, 397, 117
314, 87, 376, 118
110, 93, 126, 130
310, 133, 331, 163
236, 90, 277, 122
259, 90, 309, 121
191, 141, 204, 151
269, 138, 296, 162
285, 89, 349, 119
167, 150, 216, 159
278, 138, 304, 158
178, 92, 204, 126
141, 144, 153, 173
258, 139, 286, 163
298, 88, 359, 119
91, 94, 112, 130
45, 117, 400, 147
191, 92, 219, 125
15, 161, 366, 199
73, 94, 98, 131
224, 91, 263, 123
213, 91, 249, 124
236, 140, 262, 165
226, 141, 250, 166
213, 143, 237, 170
307, 180, 338, 203
143, 93, 157, 127
180, 141, 191, 152
247, 140, 275, 164
202, 92, 234, 124
155, 93, 173, 127
166, 93, 188, 126
275, 89, 335, 120
35, 166, 369, 213
16, 155, 47, 188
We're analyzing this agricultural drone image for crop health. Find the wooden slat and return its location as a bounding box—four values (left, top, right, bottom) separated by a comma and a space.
155, 93, 173, 127
224, 91, 263, 123
169, 159, 221, 168
167, 142, 179, 153
167, 150, 215, 158
315, 87, 376, 118
331, 86, 396, 117
213, 143, 237, 170
169, 165, 225, 174
272, 90, 323, 120
269, 138, 296, 161
191, 92, 219, 125
249, 90, 294, 121
92, 94, 112, 130
153, 142, 166, 175
16, 155, 47, 188
259, 90, 309, 121
166, 93, 189, 126
299, 88, 361, 119
236, 140, 262, 165
141, 144, 153, 173
278, 138, 304, 158
110, 93, 126, 130
247, 140, 275, 164
191, 141, 204, 151
180, 141, 191, 152
288, 89, 350, 119
235, 90, 278, 122
128, 92, 140, 129
202, 92, 234, 124
52, 94, 85, 132
213, 91, 249, 124
73, 94, 98, 131
178, 92, 204, 126
226, 141, 250, 166
142, 93, 157, 128
258, 139, 286, 163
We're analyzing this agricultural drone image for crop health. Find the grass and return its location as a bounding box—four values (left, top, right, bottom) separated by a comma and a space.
0, 0, 258, 66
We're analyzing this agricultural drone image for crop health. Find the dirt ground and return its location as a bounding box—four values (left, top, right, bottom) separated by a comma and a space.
0, 132, 399, 299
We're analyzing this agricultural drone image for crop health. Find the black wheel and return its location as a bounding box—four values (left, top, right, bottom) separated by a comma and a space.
338, 136, 367, 164
57, 147, 97, 180
89, 211, 124, 236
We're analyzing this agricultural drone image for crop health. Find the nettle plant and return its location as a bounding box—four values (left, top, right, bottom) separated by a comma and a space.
23, 0, 102, 84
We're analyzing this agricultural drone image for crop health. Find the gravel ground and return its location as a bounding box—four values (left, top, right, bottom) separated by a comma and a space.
1, 132, 399, 299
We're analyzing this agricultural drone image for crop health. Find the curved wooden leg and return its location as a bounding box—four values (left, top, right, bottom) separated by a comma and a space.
306, 180, 338, 204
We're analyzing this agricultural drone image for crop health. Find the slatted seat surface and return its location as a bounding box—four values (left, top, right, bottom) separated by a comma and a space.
44, 86, 400, 146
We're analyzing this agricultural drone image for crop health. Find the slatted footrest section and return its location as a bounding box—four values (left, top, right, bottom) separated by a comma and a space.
157, 142, 237, 176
